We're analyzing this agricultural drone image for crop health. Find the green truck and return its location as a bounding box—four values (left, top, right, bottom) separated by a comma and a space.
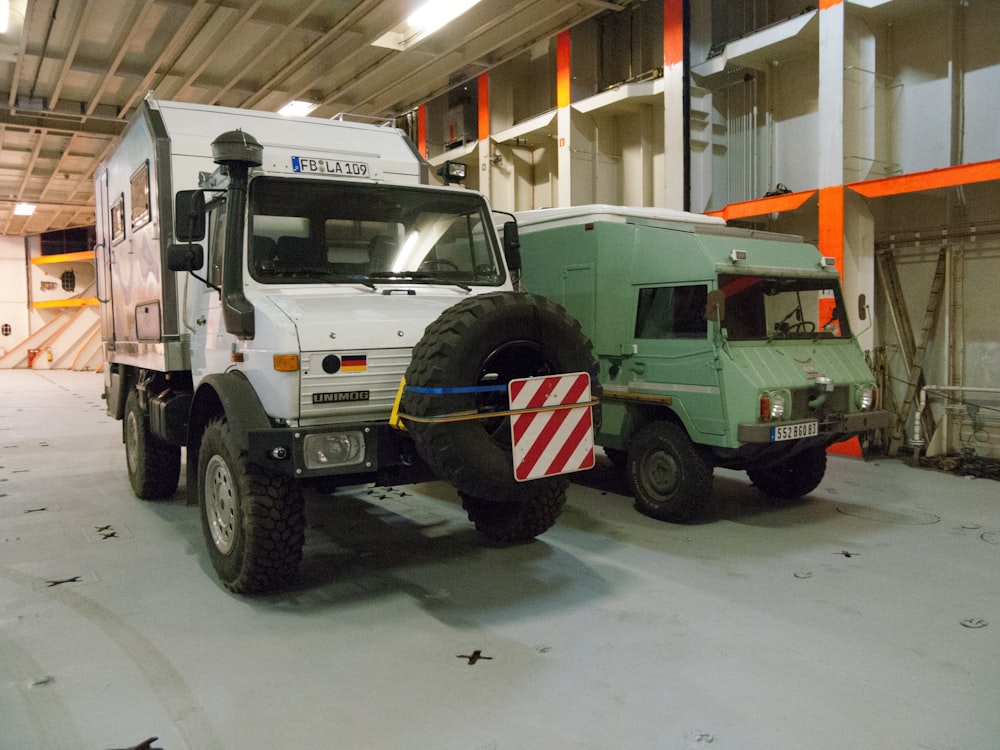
515, 205, 889, 522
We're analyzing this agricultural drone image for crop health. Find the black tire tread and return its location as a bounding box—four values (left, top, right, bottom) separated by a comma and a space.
460, 478, 569, 544
125, 389, 181, 501
627, 421, 713, 523
199, 418, 305, 594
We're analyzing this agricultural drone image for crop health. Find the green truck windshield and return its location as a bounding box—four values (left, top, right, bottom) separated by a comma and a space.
719, 273, 850, 341
247, 178, 504, 287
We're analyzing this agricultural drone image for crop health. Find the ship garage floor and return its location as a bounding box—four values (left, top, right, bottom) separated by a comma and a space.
1, 369, 997, 750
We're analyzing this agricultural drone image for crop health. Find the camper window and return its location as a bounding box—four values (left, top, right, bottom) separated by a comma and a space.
130, 161, 151, 230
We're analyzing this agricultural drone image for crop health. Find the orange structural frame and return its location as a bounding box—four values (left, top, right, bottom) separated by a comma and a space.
848, 159, 1000, 198
557, 31, 571, 109
417, 105, 427, 158
663, 0, 684, 66
478, 72, 490, 141
706, 190, 816, 222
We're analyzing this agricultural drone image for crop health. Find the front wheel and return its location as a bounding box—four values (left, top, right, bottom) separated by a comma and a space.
746, 445, 827, 500
627, 422, 713, 522
124, 389, 180, 500
459, 479, 569, 544
198, 417, 305, 594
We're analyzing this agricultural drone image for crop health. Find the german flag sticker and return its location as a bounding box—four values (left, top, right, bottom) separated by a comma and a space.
341, 354, 367, 373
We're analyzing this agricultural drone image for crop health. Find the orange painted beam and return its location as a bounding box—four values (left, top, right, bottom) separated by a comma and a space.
478, 73, 490, 141
663, 0, 684, 67
417, 104, 427, 158
819, 0, 843, 8
818, 186, 844, 277
848, 159, 1000, 198
705, 190, 816, 221
557, 31, 570, 109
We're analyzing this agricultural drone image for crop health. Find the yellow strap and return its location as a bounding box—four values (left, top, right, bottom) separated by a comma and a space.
388, 376, 407, 431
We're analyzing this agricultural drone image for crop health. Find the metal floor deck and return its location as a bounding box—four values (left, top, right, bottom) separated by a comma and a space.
1, 370, 997, 750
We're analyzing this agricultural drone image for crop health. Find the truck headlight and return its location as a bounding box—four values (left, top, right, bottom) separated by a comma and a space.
759, 391, 787, 421
855, 385, 875, 411
303, 431, 365, 469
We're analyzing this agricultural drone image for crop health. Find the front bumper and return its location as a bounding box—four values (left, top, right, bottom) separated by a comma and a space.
736, 409, 890, 444
246, 422, 430, 485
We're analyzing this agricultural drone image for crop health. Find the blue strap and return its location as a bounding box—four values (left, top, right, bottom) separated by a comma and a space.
405, 384, 508, 395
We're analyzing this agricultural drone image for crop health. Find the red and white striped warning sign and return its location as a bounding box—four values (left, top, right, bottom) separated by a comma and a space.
509, 372, 595, 482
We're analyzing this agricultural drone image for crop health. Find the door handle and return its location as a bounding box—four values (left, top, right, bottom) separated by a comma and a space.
630, 361, 646, 375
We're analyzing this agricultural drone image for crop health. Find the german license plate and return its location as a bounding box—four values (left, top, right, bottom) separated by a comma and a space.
770, 421, 818, 442
292, 157, 371, 177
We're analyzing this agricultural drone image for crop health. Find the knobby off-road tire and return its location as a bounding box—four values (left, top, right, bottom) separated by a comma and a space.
402, 291, 598, 503
746, 445, 827, 500
198, 417, 305, 594
627, 421, 713, 523
460, 478, 569, 544
124, 388, 181, 500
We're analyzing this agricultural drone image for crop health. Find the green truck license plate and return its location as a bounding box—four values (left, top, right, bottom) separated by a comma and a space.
770, 421, 819, 441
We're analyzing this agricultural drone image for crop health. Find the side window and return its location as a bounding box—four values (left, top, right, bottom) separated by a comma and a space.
110, 194, 126, 244
130, 161, 151, 230
207, 201, 227, 289
635, 285, 708, 339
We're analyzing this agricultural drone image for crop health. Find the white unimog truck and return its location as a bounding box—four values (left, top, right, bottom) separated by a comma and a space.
516, 205, 889, 522
95, 94, 595, 593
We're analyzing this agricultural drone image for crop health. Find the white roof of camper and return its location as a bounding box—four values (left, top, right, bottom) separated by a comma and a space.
516, 204, 725, 231
151, 97, 423, 183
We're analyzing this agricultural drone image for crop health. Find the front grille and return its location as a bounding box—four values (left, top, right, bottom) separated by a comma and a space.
299, 348, 411, 425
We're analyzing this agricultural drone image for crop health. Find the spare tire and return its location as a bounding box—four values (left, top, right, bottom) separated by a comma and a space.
402, 291, 598, 502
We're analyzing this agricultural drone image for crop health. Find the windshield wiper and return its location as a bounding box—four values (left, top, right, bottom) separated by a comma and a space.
367, 271, 471, 291
269, 267, 376, 290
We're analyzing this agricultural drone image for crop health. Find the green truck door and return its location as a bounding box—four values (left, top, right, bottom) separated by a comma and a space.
627, 283, 727, 438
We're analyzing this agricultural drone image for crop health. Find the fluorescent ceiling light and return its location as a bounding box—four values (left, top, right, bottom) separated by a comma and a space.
372, 0, 483, 51
278, 100, 318, 117
14, 202, 36, 216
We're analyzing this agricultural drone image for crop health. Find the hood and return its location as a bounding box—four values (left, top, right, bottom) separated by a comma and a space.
728, 338, 873, 389
265, 289, 466, 351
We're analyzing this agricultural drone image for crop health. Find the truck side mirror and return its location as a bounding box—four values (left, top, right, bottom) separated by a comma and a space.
706, 289, 726, 322
857, 293, 868, 321
175, 190, 206, 242
167, 243, 204, 272
503, 221, 521, 273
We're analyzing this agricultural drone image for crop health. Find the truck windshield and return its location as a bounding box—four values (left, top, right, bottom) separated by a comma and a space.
718, 274, 851, 341
248, 177, 504, 287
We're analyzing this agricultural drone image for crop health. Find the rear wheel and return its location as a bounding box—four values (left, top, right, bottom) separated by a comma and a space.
627, 421, 713, 522
198, 417, 305, 594
124, 389, 180, 500
747, 445, 827, 500
459, 479, 569, 544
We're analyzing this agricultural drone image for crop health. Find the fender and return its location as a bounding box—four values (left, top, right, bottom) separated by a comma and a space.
190, 371, 271, 452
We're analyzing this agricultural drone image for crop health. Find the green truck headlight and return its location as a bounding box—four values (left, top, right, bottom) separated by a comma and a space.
759, 391, 786, 421
855, 386, 875, 411
303, 431, 365, 469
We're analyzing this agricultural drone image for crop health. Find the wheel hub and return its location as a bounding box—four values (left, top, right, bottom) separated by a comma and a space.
205, 454, 237, 553
125, 411, 138, 474
644, 449, 681, 497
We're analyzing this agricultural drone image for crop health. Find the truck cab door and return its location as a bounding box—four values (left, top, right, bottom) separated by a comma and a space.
626, 283, 726, 437
188, 199, 229, 382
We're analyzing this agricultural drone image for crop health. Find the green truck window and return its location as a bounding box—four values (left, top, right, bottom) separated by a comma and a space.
635, 285, 708, 339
